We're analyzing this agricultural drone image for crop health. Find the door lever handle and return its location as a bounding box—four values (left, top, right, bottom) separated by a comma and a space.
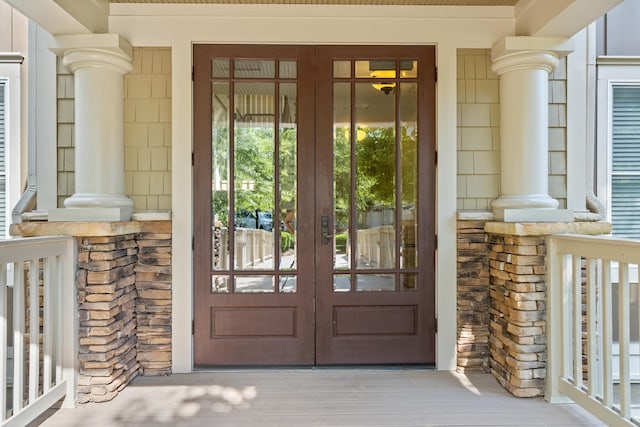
321, 215, 333, 245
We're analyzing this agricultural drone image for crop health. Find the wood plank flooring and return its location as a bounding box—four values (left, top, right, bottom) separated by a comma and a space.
32, 370, 606, 426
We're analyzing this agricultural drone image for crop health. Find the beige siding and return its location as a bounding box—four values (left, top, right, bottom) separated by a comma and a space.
56, 59, 75, 207
548, 57, 568, 209
125, 48, 172, 211
456, 49, 500, 211
56, 47, 173, 211
456, 49, 568, 211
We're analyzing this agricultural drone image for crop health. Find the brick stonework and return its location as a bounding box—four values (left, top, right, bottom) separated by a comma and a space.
457, 220, 490, 372
488, 234, 547, 397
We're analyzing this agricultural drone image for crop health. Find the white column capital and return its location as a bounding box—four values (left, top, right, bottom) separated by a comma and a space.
52, 33, 132, 72
491, 50, 559, 76
63, 48, 132, 75
491, 36, 574, 61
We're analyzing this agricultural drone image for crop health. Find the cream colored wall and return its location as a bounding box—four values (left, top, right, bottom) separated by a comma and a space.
456, 49, 500, 211
456, 49, 568, 211
56, 58, 74, 207
548, 57, 568, 209
124, 47, 172, 211
56, 47, 172, 210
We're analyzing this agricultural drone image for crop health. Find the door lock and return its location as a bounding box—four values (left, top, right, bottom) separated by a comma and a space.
321, 215, 333, 245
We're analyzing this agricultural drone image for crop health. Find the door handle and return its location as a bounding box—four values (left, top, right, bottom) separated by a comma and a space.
321, 215, 333, 245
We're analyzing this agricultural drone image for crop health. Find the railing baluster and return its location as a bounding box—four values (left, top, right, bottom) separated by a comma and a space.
573, 255, 583, 388
0, 264, 7, 423
55, 255, 63, 384
562, 254, 573, 383
28, 258, 40, 404
13, 261, 26, 413
601, 260, 613, 408
618, 262, 631, 419
586, 258, 598, 397
43, 256, 53, 393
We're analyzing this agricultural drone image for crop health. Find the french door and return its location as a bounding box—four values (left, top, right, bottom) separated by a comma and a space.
193, 45, 436, 366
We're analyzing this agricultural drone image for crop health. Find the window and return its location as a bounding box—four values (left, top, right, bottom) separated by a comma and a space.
610, 85, 640, 239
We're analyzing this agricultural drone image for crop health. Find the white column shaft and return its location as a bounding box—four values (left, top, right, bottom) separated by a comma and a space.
499, 66, 550, 198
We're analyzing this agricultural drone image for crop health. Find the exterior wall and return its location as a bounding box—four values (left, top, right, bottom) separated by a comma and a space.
56, 47, 172, 211
124, 48, 172, 211
456, 49, 500, 211
56, 58, 74, 207
456, 50, 568, 211
548, 58, 568, 209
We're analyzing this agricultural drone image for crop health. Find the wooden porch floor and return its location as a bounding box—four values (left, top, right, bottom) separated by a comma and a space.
33, 369, 605, 427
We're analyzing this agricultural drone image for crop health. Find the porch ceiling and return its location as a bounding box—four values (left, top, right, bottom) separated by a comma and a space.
108, 0, 520, 4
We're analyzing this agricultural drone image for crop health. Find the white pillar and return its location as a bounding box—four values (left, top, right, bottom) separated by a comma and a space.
490, 37, 574, 222
50, 34, 133, 221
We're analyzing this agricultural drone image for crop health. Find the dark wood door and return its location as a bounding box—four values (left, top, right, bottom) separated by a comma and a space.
314, 46, 436, 364
193, 45, 436, 366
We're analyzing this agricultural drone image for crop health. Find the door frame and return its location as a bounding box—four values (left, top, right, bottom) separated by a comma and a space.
161, 36, 459, 374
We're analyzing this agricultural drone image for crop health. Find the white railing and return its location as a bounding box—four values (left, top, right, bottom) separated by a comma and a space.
1, 236, 77, 427
215, 228, 274, 270
547, 234, 640, 426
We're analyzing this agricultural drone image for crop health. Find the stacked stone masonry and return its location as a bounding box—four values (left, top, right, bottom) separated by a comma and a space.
456, 220, 490, 372
135, 221, 172, 376
76, 234, 139, 404
74, 221, 172, 404
488, 234, 547, 398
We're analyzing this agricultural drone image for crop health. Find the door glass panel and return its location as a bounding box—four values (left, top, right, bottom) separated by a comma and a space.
333, 274, 351, 292
235, 275, 275, 293
355, 83, 396, 270
234, 82, 275, 271
278, 276, 296, 293
333, 82, 351, 270
212, 59, 230, 78
280, 83, 297, 272
400, 60, 418, 78
279, 61, 297, 79
212, 82, 230, 272
333, 61, 350, 78
212, 275, 230, 293
234, 59, 275, 78
400, 82, 418, 271
401, 273, 417, 291
356, 274, 395, 292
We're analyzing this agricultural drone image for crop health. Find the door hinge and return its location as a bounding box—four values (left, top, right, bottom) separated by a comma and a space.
192, 152, 195, 166
192, 66, 195, 81
434, 318, 438, 333
434, 66, 438, 82
435, 151, 438, 167
192, 236, 195, 250
192, 320, 195, 335
435, 234, 438, 250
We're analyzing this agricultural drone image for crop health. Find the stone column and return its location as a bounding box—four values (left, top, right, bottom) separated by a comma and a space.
51, 35, 133, 221
490, 37, 574, 222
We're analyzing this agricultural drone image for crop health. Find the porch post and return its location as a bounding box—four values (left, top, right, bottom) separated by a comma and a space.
490, 37, 574, 221
50, 34, 134, 221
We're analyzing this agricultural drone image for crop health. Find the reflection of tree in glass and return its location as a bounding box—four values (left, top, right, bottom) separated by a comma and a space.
212, 127, 229, 226
333, 126, 417, 230
279, 127, 297, 212
234, 127, 275, 217
211, 126, 277, 227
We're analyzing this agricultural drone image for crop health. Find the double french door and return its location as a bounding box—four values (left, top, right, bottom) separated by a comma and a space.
193, 45, 436, 366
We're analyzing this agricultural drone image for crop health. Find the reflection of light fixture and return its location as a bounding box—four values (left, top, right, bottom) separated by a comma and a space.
370, 69, 396, 95
356, 128, 367, 141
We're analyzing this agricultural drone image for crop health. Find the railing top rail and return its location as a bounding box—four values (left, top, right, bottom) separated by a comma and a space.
0, 235, 74, 264
548, 233, 640, 263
